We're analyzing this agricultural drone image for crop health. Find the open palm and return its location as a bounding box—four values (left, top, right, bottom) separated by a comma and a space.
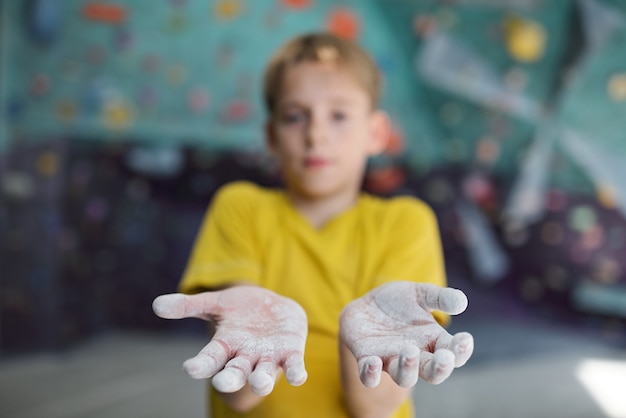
153, 286, 308, 396
339, 282, 474, 388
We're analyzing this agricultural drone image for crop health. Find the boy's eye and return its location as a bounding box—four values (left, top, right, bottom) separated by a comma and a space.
332, 111, 347, 122
281, 112, 306, 124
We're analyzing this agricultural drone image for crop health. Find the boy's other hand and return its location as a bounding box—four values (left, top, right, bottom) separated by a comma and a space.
339, 282, 473, 388
152, 287, 308, 396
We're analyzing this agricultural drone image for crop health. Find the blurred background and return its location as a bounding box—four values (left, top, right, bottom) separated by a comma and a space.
1, 0, 626, 417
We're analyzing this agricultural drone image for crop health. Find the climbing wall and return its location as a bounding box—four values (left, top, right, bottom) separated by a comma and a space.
2, 0, 626, 352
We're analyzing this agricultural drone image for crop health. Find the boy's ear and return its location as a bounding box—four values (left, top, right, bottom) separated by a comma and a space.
367, 110, 391, 156
265, 121, 277, 153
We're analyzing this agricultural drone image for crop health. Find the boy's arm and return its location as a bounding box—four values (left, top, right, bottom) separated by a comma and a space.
153, 286, 308, 413
339, 281, 474, 417
217, 381, 265, 412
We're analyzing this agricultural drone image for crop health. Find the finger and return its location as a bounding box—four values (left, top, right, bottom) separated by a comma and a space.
387, 345, 420, 388
449, 332, 474, 367
249, 361, 279, 396
212, 357, 253, 393
434, 331, 474, 368
182, 340, 229, 379
419, 349, 454, 385
153, 293, 220, 320
282, 353, 307, 386
358, 356, 383, 388
414, 284, 468, 315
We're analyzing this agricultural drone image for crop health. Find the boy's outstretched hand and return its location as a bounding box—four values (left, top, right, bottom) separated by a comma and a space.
152, 286, 308, 396
339, 281, 474, 388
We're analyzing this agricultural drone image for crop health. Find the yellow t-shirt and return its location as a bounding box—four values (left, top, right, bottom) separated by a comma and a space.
179, 181, 448, 418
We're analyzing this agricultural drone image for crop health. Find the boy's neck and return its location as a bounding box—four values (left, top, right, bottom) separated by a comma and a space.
287, 188, 360, 229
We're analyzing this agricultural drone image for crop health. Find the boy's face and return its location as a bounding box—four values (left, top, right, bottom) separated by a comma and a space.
266, 61, 387, 200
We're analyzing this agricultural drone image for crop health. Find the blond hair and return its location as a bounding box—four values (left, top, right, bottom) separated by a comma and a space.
263, 32, 382, 117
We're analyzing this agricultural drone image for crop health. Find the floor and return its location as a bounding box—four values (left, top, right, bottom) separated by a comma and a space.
413, 313, 626, 418
1, 299, 626, 418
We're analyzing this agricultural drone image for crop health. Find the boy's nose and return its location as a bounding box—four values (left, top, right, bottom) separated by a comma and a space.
305, 118, 328, 148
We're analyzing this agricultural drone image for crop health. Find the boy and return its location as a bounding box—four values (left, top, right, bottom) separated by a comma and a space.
153, 32, 474, 418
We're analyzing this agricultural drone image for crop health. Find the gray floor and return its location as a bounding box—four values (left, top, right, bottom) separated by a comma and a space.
1, 316, 625, 418
414, 315, 626, 418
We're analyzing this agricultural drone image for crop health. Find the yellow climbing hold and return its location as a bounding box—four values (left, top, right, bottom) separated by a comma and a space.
503, 15, 547, 63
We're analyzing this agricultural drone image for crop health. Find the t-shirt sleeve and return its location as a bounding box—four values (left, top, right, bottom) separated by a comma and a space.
374, 198, 450, 325
178, 182, 262, 294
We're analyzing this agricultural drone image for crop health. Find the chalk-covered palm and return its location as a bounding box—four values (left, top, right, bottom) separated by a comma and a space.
152, 286, 308, 396
339, 282, 474, 388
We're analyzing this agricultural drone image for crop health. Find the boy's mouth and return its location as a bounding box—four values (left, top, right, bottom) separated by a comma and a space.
303, 156, 330, 168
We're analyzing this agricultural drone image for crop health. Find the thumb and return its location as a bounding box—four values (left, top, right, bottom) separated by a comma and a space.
414, 284, 468, 315
152, 292, 218, 320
